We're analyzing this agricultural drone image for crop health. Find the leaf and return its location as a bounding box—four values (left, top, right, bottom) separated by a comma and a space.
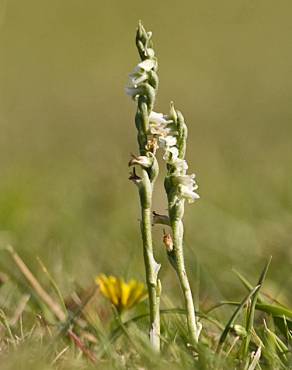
256, 303, 292, 320
216, 285, 261, 353
242, 257, 271, 357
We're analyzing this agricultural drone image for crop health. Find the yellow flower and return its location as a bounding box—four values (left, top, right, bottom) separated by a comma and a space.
95, 274, 147, 311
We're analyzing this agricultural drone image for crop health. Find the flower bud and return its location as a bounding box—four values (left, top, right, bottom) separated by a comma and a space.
232, 324, 247, 338
176, 110, 188, 159
163, 231, 173, 252
168, 101, 178, 123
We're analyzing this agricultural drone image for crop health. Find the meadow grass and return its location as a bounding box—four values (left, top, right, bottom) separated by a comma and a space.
0, 247, 291, 369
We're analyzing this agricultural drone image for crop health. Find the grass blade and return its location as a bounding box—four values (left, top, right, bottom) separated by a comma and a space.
233, 269, 264, 304
36, 257, 67, 314
216, 285, 261, 353
242, 257, 271, 357
109, 308, 224, 344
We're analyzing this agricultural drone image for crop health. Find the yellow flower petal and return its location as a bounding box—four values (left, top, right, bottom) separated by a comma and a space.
96, 274, 118, 306
96, 274, 111, 300
120, 279, 132, 308
107, 275, 119, 306
127, 281, 147, 308
95, 274, 146, 311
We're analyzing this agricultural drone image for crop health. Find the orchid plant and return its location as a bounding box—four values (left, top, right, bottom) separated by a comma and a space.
126, 22, 201, 350
127, 22, 161, 352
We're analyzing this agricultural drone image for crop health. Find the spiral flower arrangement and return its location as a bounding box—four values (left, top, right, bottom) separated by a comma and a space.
127, 22, 161, 351
126, 22, 201, 350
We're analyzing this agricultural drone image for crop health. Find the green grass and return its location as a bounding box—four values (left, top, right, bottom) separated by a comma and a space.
0, 0, 292, 368
0, 253, 291, 369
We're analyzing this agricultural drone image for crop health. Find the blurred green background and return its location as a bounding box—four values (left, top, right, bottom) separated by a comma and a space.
0, 0, 291, 305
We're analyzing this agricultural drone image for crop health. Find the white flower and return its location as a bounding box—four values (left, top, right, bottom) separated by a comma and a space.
129, 71, 148, 86
128, 154, 152, 168
149, 111, 174, 137
125, 86, 142, 97
174, 174, 196, 187
173, 159, 188, 172
148, 112, 180, 165
126, 59, 156, 97
137, 59, 155, 71
163, 146, 179, 162
159, 135, 177, 148
178, 184, 200, 203
146, 48, 155, 58
149, 111, 169, 126
150, 125, 171, 136
170, 174, 200, 203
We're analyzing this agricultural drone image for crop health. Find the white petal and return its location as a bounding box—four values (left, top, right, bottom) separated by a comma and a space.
146, 48, 155, 58
167, 136, 177, 147
172, 174, 197, 189
131, 74, 148, 85
174, 159, 188, 171
163, 146, 179, 162
149, 125, 164, 135
125, 86, 139, 97
169, 146, 179, 158
138, 59, 155, 71
149, 111, 168, 125
159, 136, 177, 148
128, 69, 148, 86
179, 185, 200, 203
178, 175, 194, 187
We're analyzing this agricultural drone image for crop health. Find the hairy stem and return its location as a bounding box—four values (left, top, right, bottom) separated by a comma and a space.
163, 105, 201, 344
127, 22, 161, 351
172, 219, 199, 345
141, 206, 160, 350
139, 170, 160, 351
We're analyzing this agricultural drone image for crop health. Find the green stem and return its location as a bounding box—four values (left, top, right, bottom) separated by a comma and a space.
140, 170, 160, 351
128, 22, 161, 352
172, 218, 199, 345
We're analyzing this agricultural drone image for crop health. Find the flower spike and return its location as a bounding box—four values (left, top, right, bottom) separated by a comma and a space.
126, 22, 161, 351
